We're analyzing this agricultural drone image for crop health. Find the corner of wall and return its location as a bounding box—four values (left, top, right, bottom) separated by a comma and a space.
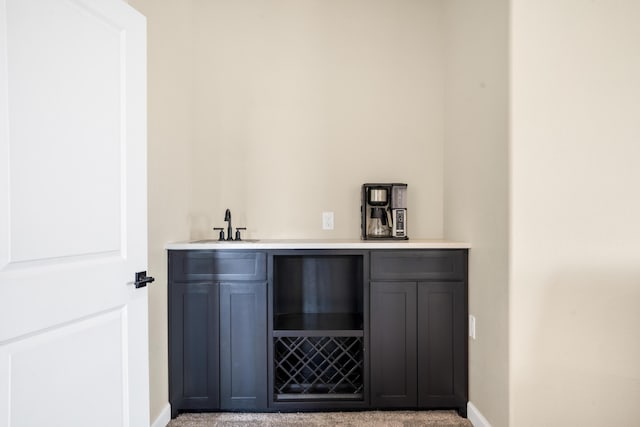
442, 1, 509, 427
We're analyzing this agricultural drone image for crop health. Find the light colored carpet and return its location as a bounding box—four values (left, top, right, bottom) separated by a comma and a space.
168, 411, 473, 427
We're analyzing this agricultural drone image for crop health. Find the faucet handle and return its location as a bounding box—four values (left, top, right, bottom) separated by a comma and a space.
213, 227, 225, 241
234, 227, 246, 241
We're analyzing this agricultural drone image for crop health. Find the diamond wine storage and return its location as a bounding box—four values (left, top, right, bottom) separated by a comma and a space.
168, 247, 468, 418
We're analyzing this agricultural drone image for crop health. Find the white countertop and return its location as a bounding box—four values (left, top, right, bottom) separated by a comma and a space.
165, 239, 471, 250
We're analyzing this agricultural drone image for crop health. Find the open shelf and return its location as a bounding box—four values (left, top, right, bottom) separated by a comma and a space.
273, 254, 363, 324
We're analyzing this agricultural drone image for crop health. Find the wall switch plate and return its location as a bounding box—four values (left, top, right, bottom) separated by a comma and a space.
322, 212, 334, 230
469, 315, 476, 340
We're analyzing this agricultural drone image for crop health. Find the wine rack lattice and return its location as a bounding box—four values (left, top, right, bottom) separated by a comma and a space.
274, 336, 364, 400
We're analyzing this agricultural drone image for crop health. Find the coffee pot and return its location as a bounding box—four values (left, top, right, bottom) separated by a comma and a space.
367, 206, 391, 237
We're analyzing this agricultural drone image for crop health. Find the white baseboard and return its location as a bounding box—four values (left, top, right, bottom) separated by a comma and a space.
467, 402, 492, 427
150, 403, 171, 427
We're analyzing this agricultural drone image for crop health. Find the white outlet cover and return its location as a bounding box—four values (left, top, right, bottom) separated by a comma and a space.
469, 315, 476, 340
322, 212, 334, 230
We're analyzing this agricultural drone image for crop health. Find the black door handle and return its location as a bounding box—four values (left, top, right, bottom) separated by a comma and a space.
135, 271, 155, 288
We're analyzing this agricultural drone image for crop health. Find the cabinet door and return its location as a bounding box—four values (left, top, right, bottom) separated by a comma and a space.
370, 282, 417, 407
417, 281, 467, 412
219, 281, 268, 410
169, 282, 219, 416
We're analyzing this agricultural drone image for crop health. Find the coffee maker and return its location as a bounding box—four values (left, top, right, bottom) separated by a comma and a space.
361, 183, 408, 240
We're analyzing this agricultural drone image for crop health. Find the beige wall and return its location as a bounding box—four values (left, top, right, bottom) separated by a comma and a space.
510, 1, 640, 426
131, 0, 449, 423
127, 0, 194, 422
189, 0, 445, 240
442, 1, 509, 426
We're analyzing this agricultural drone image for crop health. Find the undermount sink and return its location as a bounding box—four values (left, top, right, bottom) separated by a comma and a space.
191, 239, 260, 243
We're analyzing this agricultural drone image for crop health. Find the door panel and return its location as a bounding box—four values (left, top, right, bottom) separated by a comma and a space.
7, 0, 123, 263
219, 282, 267, 410
2, 309, 126, 427
0, 0, 149, 426
417, 281, 467, 409
370, 281, 417, 407
168, 282, 220, 414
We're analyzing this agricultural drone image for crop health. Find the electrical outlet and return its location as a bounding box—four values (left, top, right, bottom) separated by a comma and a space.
469, 315, 476, 340
322, 212, 334, 230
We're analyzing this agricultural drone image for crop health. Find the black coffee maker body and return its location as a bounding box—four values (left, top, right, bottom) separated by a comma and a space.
361, 183, 408, 240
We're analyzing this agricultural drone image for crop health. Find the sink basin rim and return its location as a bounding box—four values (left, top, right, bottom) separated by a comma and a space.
191, 239, 260, 243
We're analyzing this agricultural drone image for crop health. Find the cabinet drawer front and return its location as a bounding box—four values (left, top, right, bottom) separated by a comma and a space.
170, 250, 267, 281
370, 250, 466, 281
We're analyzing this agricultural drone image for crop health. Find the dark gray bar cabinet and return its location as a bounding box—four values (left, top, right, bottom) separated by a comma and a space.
168, 243, 468, 418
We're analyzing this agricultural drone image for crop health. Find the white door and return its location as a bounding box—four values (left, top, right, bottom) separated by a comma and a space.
0, 0, 150, 426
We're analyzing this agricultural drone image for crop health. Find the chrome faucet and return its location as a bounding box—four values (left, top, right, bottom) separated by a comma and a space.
224, 209, 233, 240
